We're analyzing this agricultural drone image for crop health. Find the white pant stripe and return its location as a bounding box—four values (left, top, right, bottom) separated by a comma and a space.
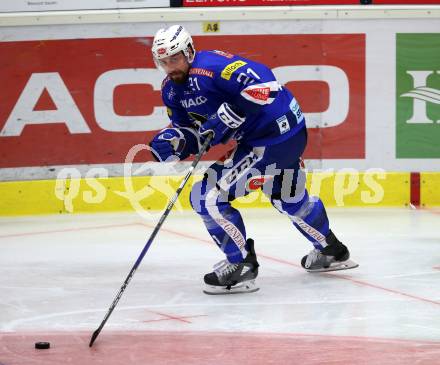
205, 147, 264, 258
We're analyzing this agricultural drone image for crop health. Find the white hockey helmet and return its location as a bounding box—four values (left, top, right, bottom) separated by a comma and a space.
151, 25, 195, 67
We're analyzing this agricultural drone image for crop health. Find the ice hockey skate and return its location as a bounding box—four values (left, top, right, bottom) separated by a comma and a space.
301, 230, 359, 273
203, 238, 260, 295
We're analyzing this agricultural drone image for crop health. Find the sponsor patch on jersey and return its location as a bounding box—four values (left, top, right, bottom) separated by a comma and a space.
276, 115, 290, 135
189, 67, 214, 78
180, 96, 208, 108
221, 60, 247, 80
240, 81, 280, 105
289, 98, 303, 121
243, 87, 270, 101
211, 50, 234, 59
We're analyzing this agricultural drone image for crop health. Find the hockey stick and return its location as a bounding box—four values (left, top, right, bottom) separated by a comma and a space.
89, 133, 213, 347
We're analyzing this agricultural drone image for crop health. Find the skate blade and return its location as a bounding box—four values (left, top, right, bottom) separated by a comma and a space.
306, 259, 359, 273
203, 280, 259, 295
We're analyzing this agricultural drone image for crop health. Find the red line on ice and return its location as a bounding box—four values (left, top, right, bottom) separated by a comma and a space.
142, 314, 207, 324
145, 309, 203, 324
1, 331, 439, 365
141, 223, 440, 307
0, 222, 141, 239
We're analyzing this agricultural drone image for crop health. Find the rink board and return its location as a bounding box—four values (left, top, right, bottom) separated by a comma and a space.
0, 8, 439, 216
1, 171, 439, 216
1, 12, 440, 176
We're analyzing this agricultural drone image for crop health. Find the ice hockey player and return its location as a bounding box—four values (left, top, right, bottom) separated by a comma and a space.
149, 25, 358, 295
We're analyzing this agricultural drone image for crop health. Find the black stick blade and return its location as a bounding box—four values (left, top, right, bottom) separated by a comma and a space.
89, 329, 100, 347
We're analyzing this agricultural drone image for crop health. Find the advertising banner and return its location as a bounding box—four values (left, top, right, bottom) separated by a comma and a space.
373, 0, 440, 3
0, 34, 365, 168
0, 0, 170, 12
182, 0, 359, 6
396, 33, 440, 158
182, 0, 440, 6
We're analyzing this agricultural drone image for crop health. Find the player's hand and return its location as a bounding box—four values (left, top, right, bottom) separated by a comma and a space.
199, 103, 245, 146
199, 118, 233, 146
149, 128, 186, 162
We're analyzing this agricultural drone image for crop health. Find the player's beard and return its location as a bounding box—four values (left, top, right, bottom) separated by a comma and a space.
169, 70, 188, 84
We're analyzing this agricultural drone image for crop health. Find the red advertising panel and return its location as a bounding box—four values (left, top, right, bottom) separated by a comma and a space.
0, 34, 365, 168
183, 0, 359, 6
182, 0, 440, 5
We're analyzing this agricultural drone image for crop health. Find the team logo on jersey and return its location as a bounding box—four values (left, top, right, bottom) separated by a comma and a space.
167, 87, 176, 100
221, 60, 247, 80
189, 68, 214, 78
211, 50, 234, 59
180, 96, 208, 108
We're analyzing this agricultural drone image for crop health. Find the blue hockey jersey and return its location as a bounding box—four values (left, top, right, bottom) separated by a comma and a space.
161, 50, 305, 147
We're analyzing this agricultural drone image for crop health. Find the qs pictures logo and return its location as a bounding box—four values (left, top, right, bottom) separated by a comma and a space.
54, 144, 189, 217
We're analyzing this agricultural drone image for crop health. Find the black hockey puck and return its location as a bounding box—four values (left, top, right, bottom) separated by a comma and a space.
35, 342, 50, 349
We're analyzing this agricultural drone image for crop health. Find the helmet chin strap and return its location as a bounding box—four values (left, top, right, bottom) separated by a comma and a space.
183, 46, 196, 64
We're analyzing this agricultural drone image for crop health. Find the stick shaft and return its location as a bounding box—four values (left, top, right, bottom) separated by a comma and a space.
89, 135, 212, 347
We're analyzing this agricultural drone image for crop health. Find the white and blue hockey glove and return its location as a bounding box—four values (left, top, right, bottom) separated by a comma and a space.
199, 102, 245, 146
150, 127, 200, 162
150, 128, 185, 162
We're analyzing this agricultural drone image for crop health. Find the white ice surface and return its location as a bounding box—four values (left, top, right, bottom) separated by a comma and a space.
0, 208, 439, 342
